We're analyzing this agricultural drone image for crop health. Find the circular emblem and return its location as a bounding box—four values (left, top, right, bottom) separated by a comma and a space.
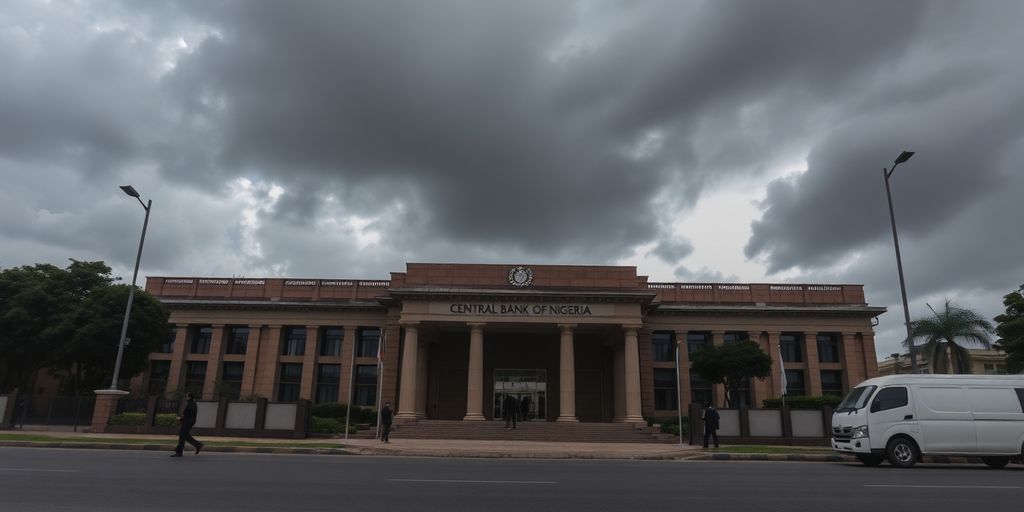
507, 266, 534, 287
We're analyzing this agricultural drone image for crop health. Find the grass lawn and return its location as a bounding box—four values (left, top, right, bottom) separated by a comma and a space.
0, 433, 346, 449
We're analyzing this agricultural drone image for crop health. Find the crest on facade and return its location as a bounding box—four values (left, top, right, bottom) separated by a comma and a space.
507, 266, 534, 288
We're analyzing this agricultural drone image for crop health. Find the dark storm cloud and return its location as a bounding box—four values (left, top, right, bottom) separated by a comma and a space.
647, 238, 694, 265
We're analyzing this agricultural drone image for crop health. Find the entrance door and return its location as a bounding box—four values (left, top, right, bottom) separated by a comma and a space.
493, 369, 547, 421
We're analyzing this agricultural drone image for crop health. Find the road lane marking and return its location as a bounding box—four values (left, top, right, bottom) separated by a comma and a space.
866, 485, 1021, 489
0, 468, 82, 473
388, 479, 557, 485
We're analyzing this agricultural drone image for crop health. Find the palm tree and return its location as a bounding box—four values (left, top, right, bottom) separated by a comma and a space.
906, 300, 994, 374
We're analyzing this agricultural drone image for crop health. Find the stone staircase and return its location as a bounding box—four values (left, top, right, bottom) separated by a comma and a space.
390, 420, 676, 443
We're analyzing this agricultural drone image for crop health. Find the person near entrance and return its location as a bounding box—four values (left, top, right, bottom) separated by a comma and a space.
380, 401, 393, 443
171, 392, 203, 457
519, 395, 531, 422
701, 401, 720, 449
502, 393, 519, 430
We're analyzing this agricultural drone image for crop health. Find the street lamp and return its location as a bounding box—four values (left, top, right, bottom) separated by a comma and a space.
883, 151, 918, 374
109, 185, 152, 390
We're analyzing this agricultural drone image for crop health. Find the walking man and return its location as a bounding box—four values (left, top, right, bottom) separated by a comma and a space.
701, 401, 720, 449
380, 401, 393, 443
502, 393, 519, 430
171, 392, 203, 457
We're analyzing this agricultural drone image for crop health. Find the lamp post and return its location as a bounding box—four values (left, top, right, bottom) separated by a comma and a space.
883, 151, 918, 374
109, 185, 152, 390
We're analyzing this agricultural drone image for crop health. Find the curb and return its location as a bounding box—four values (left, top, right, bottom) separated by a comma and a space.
0, 441, 354, 456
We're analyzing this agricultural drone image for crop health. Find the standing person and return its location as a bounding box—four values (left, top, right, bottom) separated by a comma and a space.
519, 395, 531, 422
171, 392, 203, 457
701, 401, 720, 449
379, 401, 393, 443
502, 393, 519, 430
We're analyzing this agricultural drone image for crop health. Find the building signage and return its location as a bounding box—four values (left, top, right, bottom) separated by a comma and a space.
430, 302, 613, 317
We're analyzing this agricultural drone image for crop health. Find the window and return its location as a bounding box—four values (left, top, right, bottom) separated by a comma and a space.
282, 327, 306, 356
784, 369, 805, 396
148, 361, 171, 395
724, 331, 750, 343
358, 328, 381, 358
320, 328, 343, 357
226, 327, 249, 355
687, 332, 710, 357
184, 361, 207, 397
651, 331, 674, 362
779, 333, 803, 363
220, 362, 244, 400
354, 365, 378, 406
653, 368, 677, 410
190, 326, 212, 354
278, 363, 302, 401
820, 370, 843, 396
690, 372, 712, 406
817, 333, 840, 363
159, 329, 175, 354
315, 364, 341, 404
872, 387, 908, 412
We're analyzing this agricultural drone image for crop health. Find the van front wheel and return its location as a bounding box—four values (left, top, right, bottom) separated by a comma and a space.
981, 456, 1009, 469
886, 437, 918, 468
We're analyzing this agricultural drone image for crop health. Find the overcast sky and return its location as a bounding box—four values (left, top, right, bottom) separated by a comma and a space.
2, 0, 1022, 361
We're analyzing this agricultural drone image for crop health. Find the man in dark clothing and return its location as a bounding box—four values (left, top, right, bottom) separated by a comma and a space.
379, 401, 393, 443
519, 395, 531, 422
171, 392, 203, 457
701, 401, 720, 448
502, 393, 519, 430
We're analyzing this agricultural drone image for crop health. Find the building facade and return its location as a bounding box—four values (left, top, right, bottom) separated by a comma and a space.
137, 263, 884, 422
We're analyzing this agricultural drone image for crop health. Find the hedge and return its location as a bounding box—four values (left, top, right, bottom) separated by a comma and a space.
310, 403, 377, 425
761, 395, 842, 409
108, 412, 146, 426
155, 413, 178, 427
311, 416, 358, 435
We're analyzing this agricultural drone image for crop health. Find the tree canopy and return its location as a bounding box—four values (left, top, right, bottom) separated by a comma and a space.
994, 285, 1024, 374
689, 341, 772, 407
0, 260, 169, 394
908, 299, 994, 374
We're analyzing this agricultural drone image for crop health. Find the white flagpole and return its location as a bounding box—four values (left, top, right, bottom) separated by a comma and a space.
674, 340, 684, 448
375, 329, 385, 440
344, 328, 358, 440
777, 343, 788, 409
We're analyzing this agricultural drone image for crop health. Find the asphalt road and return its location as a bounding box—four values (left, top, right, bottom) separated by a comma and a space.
0, 448, 1021, 512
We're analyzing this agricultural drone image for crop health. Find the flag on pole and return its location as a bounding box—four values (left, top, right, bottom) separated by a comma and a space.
777, 344, 788, 397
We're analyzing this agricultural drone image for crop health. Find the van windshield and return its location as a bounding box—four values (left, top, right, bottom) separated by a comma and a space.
835, 385, 876, 412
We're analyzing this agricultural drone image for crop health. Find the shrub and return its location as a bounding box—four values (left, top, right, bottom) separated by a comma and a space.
650, 416, 689, 436
761, 395, 842, 409
155, 413, 178, 427
310, 403, 377, 425
311, 416, 345, 434
108, 412, 145, 426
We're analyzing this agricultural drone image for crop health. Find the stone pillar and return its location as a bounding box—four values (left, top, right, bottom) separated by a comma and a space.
676, 330, 692, 409
750, 331, 769, 406
240, 324, 262, 398
254, 325, 282, 400
165, 324, 189, 395
396, 323, 420, 419
557, 323, 578, 422
91, 389, 128, 433
622, 325, 644, 423
804, 331, 822, 396
415, 340, 429, 416
767, 331, 783, 397
841, 331, 867, 389
464, 323, 486, 420
711, 330, 726, 407
201, 325, 226, 400
339, 325, 357, 404
300, 325, 320, 400
861, 333, 879, 378
612, 342, 626, 422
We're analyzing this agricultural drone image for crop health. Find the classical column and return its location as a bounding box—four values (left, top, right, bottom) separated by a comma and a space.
338, 325, 357, 405
464, 323, 486, 420
767, 331, 783, 397
165, 324, 189, 395
557, 324, 578, 422
395, 323, 420, 419
711, 330, 725, 407
415, 340, 429, 417
749, 331, 769, 406
676, 330, 692, 410
622, 325, 644, 423
300, 325, 320, 400
201, 325, 226, 400
861, 333, 879, 378
254, 325, 282, 400
840, 332, 863, 390
804, 331, 822, 396
612, 342, 626, 422
240, 324, 262, 398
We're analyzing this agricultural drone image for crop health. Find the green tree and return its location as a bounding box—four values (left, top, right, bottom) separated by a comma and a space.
993, 285, 1024, 374
0, 260, 169, 393
908, 299, 994, 374
689, 341, 772, 407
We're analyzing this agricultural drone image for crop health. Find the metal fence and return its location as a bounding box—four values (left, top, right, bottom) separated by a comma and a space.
10, 395, 95, 431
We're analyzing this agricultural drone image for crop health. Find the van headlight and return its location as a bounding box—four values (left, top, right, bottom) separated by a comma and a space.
851, 426, 868, 439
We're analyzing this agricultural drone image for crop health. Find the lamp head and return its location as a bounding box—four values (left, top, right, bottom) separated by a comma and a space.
894, 151, 914, 164
119, 185, 141, 198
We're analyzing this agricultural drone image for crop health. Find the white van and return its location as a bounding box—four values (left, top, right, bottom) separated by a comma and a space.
831, 374, 1024, 468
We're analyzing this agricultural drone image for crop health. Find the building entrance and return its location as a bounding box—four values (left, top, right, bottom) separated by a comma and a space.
492, 369, 546, 421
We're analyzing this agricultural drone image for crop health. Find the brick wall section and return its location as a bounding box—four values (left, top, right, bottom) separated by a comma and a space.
254, 326, 282, 399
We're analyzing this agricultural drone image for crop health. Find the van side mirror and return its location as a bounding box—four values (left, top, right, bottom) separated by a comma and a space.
870, 400, 881, 413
